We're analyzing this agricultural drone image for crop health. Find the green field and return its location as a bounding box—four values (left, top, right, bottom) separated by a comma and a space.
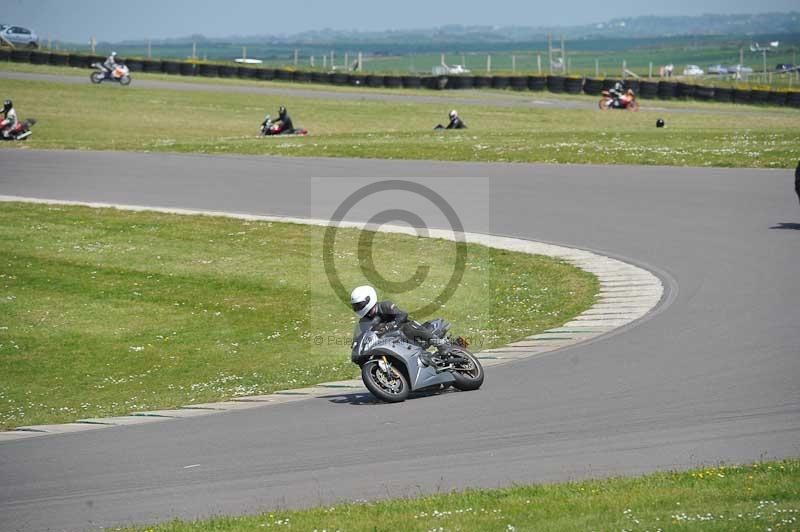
0, 203, 598, 430
1, 65, 798, 168
127, 459, 800, 531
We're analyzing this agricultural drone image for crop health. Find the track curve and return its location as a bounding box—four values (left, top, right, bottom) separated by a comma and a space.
0, 150, 798, 531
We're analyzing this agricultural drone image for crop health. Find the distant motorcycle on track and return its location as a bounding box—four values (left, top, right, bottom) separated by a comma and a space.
260, 115, 308, 136
599, 89, 639, 111
1, 118, 36, 141
90, 63, 132, 86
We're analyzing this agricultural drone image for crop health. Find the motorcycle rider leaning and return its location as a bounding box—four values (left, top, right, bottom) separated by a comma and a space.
350, 285, 445, 367
273, 106, 295, 134
446, 109, 467, 129
0, 100, 19, 138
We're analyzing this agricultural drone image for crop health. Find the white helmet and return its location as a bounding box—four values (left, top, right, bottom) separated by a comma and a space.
350, 285, 377, 318
449, 109, 458, 119
111, 51, 117, 57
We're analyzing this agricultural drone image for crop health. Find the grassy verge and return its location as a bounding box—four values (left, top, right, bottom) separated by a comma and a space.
0, 203, 597, 429
1, 65, 798, 168
127, 459, 800, 531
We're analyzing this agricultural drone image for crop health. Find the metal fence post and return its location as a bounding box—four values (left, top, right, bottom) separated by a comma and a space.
487, 54, 491, 73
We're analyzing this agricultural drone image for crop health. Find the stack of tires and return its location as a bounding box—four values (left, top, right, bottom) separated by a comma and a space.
472, 76, 491, 89
331, 72, 349, 85
66, 53, 88, 68
10, 49, 32, 63
450, 76, 474, 89
527, 75, 546, 91
786, 92, 800, 108
638, 80, 659, 99
676, 82, 695, 99
769, 91, 787, 106
658, 81, 678, 99
401, 75, 421, 89
293, 70, 310, 82
732, 88, 751, 104
48, 52, 69, 66
179, 62, 196, 76
602, 78, 619, 91
564, 77, 583, 94
350, 74, 368, 87
198, 64, 218, 77
749, 89, 770, 105
257, 68, 275, 81
383, 75, 402, 88
125, 59, 143, 72
216, 64, 235, 78
491, 76, 510, 90
310, 71, 328, 84
547, 75, 565, 93
366, 74, 384, 87
583, 78, 603, 95
141, 59, 163, 73
0, 48, 9, 61
163, 60, 182, 75
509, 76, 527, 91
274, 69, 293, 81
625, 79, 640, 94
694, 86, 714, 101
29, 50, 50, 65
713, 87, 733, 103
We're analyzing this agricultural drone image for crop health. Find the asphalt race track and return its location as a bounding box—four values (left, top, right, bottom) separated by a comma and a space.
0, 150, 798, 531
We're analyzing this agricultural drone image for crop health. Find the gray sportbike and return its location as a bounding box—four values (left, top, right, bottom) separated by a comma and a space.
351, 318, 484, 402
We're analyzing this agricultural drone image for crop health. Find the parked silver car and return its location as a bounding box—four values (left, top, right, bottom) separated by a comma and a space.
0, 25, 39, 48
727, 64, 753, 74
707, 64, 728, 75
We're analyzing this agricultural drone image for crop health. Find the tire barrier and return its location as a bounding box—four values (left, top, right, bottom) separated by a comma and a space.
491, 75, 510, 89
216, 65, 235, 78
448, 75, 471, 89
401, 75, 421, 89
638, 81, 659, 99
383, 75, 402, 88
332, 72, 349, 85
564, 77, 583, 94
657, 81, 678, 99
350, 74, 367, 86
676, 82, 695, 98
29, 51, 50, 65
256, 68, 275, 80
310, 71, 328, 84
197, 63, 218, 77
749, 89, 770, 105
694, 86, 714, 101
547, 75, 565, 93
732, 88, 751, 104
769, 91, 787, 106
713, 87, 733, 103
9, 49, 800, 108
583, 77, 603, 95
527, 75, 547, 91
366, 74, 384, 87
473, 75, 491, 89
11, 49, 32, 63
179, 62, 196, 76
163, 60, 182, 75
510, 76, 528, 90
293, 70, 310, 82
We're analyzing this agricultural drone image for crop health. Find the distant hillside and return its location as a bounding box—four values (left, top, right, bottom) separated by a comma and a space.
115, 11, 799, 47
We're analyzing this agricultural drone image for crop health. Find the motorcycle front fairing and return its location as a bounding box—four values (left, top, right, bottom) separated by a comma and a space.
351, 319, 455, 391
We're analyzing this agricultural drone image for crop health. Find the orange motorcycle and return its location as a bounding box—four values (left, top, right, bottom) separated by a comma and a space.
599, 89, 639, 111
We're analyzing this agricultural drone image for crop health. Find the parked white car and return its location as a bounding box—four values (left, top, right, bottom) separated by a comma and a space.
683, 65, 704, 76
0, 25, 39, 48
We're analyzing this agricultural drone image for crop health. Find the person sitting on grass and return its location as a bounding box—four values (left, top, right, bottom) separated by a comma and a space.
0, 99, 18, 138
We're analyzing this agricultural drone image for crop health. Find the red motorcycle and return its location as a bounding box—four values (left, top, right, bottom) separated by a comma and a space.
599, 89, 639, 111
1, 118, 36, 141
260, 115, 308, 136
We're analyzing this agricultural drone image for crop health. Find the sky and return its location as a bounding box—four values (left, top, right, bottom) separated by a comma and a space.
3, 0, 798, 43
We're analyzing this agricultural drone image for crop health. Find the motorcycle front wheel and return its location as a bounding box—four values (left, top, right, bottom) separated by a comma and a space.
361, 359, 409, 403
627, 100, 639, 112
449, 349, 484, 391
119, 75, 132, 86
90, 72, 104, 84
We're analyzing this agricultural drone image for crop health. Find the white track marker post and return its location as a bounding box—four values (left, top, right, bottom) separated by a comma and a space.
192, 41, 196, 60
561, 35, 566, 73
537, 54, 541, 74
330, 50, 334, 69
243, 46, 247, 61
487, 54, 491, 73
344, 52, 348, 70
595, 58, 599, 77
649, 61, 653, 78
90, 36, 96, 54
323, 55, 327, 69
310, 55, 315, 68
622, 59, 626, 78
358, 51, 363, 72
548, 34, 553, 74
512, 55, 516, 73
147, 39, 151, 59
294, 48, 298, 66
462, 53, 466, 67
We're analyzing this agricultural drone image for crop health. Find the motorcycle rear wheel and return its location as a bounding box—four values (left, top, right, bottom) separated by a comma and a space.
119, 75, 132, 86
90, 72, 104, 84
362, 359, 409, 403
449, 349, 484, 391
